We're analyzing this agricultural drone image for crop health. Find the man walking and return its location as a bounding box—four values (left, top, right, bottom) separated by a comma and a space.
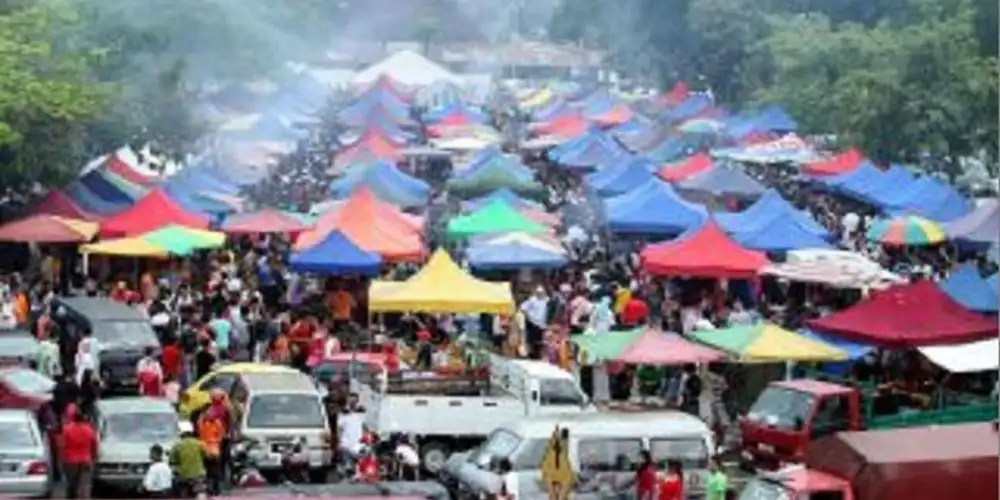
59, 405, 98, 499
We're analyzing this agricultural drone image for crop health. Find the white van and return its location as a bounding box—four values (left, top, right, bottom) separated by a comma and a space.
229, 372, 331, 482
441, 412, 714, 498
355, 353, 595, 472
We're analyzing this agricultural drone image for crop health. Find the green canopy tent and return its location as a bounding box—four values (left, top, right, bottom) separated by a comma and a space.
446, 200, 548, 239
447, 154, 545, 197
141, 224, 226, 256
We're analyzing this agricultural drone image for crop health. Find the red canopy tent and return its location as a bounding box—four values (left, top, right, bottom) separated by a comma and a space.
222, 209, 310, 234
618, 329, 726, 365
343, 125, 407, 147
0, 214, 97, 243
806, 280, 998, 348
803, 148, 863, 176
99, 189, 210, 237
30, 190, 99, 221
530, 114, 590, 138
659, 153, 713, 182
590, 104, 635, 127
338, 131, 401, 160
653, 82, 690, 110
641, 221, 768, 278
102, 153, 155, 186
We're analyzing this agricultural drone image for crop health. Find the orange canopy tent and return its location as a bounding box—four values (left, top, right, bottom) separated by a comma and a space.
339, 130, 401, 158
530, 114, 590, 139
343, 126, 408, 147
222, 209, 310, 234
295, 189, 424, 261
99, 189, 210, 237
641, 221, 768, 278
803, 148, 864, 176
590, 104, 635, 127
659, 153, 713, 182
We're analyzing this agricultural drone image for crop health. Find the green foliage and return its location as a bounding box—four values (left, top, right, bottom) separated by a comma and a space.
549, 0, 999, 174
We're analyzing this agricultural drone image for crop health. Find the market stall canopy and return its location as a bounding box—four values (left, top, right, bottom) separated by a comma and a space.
222, 209, 311, 234
641, 221, 768, 278
447, 200, 548, 239
761, 249, 904, 289
295, 188, 423, 261
806, 280, 999, 348
943, 198, 999, 245
571, 328, 725, 365
469, 232, 565, 254
80, 237, 168, 258
0, 215, 98, 244
716, 189, 829, 238
448, 151, 543, 197
846, 164, 917, 206
466, 240, 567, 270
733, 212, 834, 252
29, 190, 99, 221
866, 215, 946, 246
881, 176, 972, 222
289, 231, 381, 276
140, 225, 225, 255
918, 338, 999, 373
688, 323, 848, 362
462, 188, 543, 212
939, 264, 998, 314
352, 50, 462, 87
585, 156, 657, 197
802, 148, 863, 176
679, 163, 767, 199
329, 161, 430, 208
368, 248, 513, 314
658, 153, 713, 182
547, 129, 629, 170
604, 179, 706, 234
714, 133, 821, 164
800, 330, 876, 360
99, 189, 210, 237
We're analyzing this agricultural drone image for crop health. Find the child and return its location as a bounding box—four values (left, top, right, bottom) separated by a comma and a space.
142, 444, 173, 498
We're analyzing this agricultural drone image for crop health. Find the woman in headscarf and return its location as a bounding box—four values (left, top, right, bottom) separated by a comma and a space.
587, 296, 615, 334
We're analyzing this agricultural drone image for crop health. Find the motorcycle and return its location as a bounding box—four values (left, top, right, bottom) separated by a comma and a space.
230, 438, 268, 488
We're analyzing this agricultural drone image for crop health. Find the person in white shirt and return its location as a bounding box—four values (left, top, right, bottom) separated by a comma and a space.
497, 457, 518, 499
142, 444, 173, 497
74, 334, 99, 385
394, 435, 421, 480
338, 410, 365, 457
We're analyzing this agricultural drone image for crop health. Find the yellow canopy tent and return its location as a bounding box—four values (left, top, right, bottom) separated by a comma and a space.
688, 323, 848, 362
520, 87, 554, 110
369, 248, 514, 314
80, 237, 169, 258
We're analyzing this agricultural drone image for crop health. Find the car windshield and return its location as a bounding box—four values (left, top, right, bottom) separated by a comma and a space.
104, 412, 177, 442
473, 429, 522, 467
650, 438, 710, 469
738, 478, 792, 500
539, 378, 585, 406
748, 387, 817, 430
0, 420, 36, 447
247, 394, 324, 428
1, 369, 54, 394
94, 321, 153, 345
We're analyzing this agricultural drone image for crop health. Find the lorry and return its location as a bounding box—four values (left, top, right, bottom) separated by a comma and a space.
739, 376, 997, 468
353, 353, 595, 473
738, 422, 999, 500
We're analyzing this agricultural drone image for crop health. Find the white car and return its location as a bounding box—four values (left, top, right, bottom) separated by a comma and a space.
0, 409, 51, 497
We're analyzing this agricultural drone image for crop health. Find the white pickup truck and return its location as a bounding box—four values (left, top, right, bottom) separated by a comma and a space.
353, 353, 596, 473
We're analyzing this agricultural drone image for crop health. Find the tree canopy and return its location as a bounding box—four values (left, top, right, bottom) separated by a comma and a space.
550, 0, 999, 173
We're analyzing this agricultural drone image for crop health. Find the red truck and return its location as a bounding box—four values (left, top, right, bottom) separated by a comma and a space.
738, 422, 1000, 500
739, 378, 997, 469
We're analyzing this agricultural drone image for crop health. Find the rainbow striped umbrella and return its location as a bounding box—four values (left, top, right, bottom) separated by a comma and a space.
866, 215, 947, 246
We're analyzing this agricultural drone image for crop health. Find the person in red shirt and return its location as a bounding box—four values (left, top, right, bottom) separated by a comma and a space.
60, 406, 99, 499
635, 450, 658, 500
354, 447, 380, 483
160, 339, 182, 381
658, 459, 684, 500
621, 293, 650, 327
383, 341, 400, 373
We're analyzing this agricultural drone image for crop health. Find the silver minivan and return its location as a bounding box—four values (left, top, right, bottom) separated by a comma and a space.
442, 411, 715, 499
229, 371, 331, 482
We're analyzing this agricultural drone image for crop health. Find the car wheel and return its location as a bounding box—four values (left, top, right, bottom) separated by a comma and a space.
420, 441, 449, 475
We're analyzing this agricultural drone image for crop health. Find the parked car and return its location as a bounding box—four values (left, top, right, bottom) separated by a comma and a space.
0, 409, 51, 496
0, 368, 54, 411
94, 397, 179, 489
180, 362, 303, 417
0, 328, 41, 368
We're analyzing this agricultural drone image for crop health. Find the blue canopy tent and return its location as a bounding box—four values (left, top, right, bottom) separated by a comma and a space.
165, 167, 241, 197
224, 112, 306, 142
725, 105, 798, 139
423, 102, 488, 124
340, 89, 409, 121
532, 99, 570, 122
642, 136, 693, 163
289, 231, 381, 276
818, 161, 883, 194
679, 164, 767, 199
65, 181, 130, 215
78, 169, 136, 205
850, 164, 916, 205
717, 189, 829, 238
879, 176, 972, 221
604, 179, 706, 234
733, 213, 834, 252
988, 273, 998, 290
454, 146, 534, 182
609, 116, 652, 140
939, 264, 998, 314
800, 329, 875, 376
548, 129, 629, 170
462, 188, 542, 212
944, 198, 999, 246
586, 156, 657, 197
329, 161, 430, 208
467, 242, 567, 270
662, 94, 713, 123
